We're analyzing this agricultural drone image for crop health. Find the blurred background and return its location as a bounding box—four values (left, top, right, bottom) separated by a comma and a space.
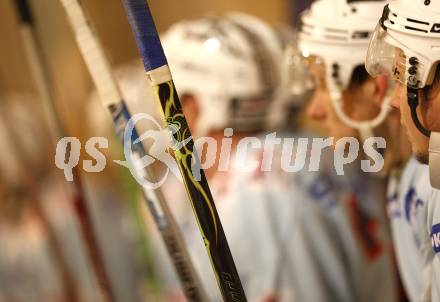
0, 0, 307, 180
0, 0, 301, 95
0, 0, 310, 301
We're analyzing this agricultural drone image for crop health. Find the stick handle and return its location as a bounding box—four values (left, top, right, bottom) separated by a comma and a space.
120, 0, 167, 71
60, 0, 120, 107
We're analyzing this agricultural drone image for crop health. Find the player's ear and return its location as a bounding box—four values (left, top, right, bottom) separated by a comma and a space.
364, 75, 388, 106
375, 75, 389, 105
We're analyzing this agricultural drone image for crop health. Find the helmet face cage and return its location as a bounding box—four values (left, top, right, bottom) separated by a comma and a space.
366, 1, 440, 89
265, 23, 321, 130
284, 42, 315, 105
266, 39, 315, 130
365, 1, 437, 140
366, 6, 434, 89
366, 25, 410, 85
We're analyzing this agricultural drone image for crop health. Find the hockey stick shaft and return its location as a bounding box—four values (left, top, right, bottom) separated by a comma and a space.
13, 1, 115, 301
58, 0, 208, 300
121, 1, 247, 301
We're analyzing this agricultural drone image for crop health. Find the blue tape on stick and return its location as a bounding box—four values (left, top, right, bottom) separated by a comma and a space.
122, 0, 168, 71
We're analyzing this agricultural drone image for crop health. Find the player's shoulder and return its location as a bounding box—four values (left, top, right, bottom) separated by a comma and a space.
401, 157, 430, 188
399, 157, 431, 208
427, 189, 440, 231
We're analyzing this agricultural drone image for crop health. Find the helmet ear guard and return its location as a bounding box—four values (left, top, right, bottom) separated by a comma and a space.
407, 86, 431, 137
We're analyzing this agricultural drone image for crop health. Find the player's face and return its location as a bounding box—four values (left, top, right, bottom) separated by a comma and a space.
306, 58, 356, 143
389, 83, 430, 163
306, 57, 380, 143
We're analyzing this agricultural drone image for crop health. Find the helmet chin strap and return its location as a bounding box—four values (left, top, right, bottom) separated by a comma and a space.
328, 80, 392, 142
407, 86, 431, 137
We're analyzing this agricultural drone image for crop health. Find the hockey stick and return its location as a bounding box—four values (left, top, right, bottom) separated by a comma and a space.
120, 1, 247, 301
58, 0, 209, 300
13, 1, 115, 301
0, 106, 79, 302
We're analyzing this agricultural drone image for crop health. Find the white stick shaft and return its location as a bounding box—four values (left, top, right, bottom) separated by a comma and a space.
59, 1, 208, 300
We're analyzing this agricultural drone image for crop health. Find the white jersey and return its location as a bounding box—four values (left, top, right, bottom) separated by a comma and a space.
387, 157, 434, 302
427, 177, 440, 301
290, 151, 397, 302
151, 133, 397, 302
151, 135, 301, 301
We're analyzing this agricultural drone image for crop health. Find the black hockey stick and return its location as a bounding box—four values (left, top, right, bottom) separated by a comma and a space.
13, 1, 115, 300
120, 1, 247, 301
58, 0, 208, 300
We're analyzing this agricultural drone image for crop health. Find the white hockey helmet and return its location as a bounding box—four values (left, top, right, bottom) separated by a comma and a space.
162, 13, 282, 136
365, 0, 440, 188
299, 0, 391, 140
